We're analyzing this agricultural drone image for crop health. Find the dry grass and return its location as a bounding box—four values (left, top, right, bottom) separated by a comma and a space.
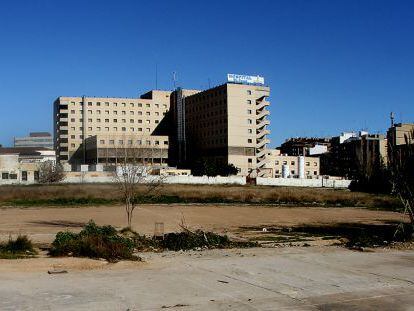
0, 183, 400, 209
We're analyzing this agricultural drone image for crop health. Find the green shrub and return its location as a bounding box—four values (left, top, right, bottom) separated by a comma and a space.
49, 221, 138, 262
0, 235, 36, 259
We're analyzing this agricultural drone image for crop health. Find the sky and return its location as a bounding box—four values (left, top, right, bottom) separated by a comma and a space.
0, 0, 413, 147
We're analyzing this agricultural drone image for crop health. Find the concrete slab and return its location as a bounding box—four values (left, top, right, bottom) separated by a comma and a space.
0, 247, 413, 310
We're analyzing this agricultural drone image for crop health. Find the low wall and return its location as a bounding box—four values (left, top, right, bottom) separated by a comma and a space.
61, 172, 246, 185
256, 177, 351, 189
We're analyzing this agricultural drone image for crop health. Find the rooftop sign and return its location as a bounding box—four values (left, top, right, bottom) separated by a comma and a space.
227, 74, 264, 85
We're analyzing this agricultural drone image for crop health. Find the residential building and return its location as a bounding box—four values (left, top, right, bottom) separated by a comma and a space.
387, 122, 414, 166
320, 132, 387, 178
53, 91, 171, 165
280, 137, 331, 156
14, 132, 53, 149
264, 149, 320, 178
0, 147, 56, 184
170, 82, 271, 176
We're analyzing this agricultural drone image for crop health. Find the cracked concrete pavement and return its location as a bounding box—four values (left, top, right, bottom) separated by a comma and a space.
1, 247, 414, 310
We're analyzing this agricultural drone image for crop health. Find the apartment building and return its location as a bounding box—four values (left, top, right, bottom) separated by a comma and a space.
320, 132, 387, 178
14, 132, 53, 149
171, 82, 271, 176
387, 122, 414, 166
280, 137, 331, 156
54, 91, 171, 164
264, 149, 320, 178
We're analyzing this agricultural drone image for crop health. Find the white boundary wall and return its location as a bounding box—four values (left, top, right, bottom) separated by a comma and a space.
256, 177, 351, 189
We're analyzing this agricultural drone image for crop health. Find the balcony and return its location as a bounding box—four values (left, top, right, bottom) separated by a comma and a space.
256, 119, 270, 129
256, 100, 270, 110
256, 109, 270, 119
256, 138, 270, 148
256, 129, 270, 139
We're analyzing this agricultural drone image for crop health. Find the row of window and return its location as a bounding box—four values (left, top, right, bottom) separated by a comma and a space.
98, 140, 168, 146
1, 171, 38, 181
69, 110, 166, 116
68, 126, 154, 134
69, 118, 160, 124
69, 101, 168, 109
275, 160, 318, 166
275, 170, 318, 175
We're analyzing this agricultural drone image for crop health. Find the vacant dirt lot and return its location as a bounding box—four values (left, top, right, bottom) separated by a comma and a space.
0, 204, 407, 244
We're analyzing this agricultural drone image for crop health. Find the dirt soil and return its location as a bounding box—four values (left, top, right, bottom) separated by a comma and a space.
0, 204, 407, 244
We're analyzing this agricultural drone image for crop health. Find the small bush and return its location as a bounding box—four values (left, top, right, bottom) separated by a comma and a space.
161, 230, 256, 251
49, 221, 138, 262
0, 235, 36, 259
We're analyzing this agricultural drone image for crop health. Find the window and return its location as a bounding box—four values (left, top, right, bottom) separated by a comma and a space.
291, 170, 295, 175
114, 102, 118, 107
138, 111, 142, 115
138, 103, 142, 107
248, 129, 253, 134
109, 140, 114, 145
283, 161, 287, 165
122, 111, 126, 115
9, 173, 17, 180
275, 160, 279, 165
97, 118, 101, 122
137, 140, 142, 145
314, 162, 318, 166
105, 127, 109, 131
291, 161, 295, 165
247, 119, 252, 124
97, 127, 101, 131
155, 112, 159, 116
105, 102, 109, 106
248, 158, 252, 163
128, 140, 133, 145
114, 111, 118, 115
247, 100, 252, 104
105, 110, 109, 115
122, 103, 126, 107
97, 110, 101, 115
155, 104, 159, 108
119, 140, 123, 145
88, 102, 92, 106
2, 172, 9, 179
122, 127, 126, 131
130, 103, 134, 107
130, 111, 134, 115
314, 171, 317, 175
146, 120, 150, 124
70, 110, 75, 114
248, 139, 252, 143
113, 127, 118, 131
138, 120, 142, 123
146, 104, 150, 108
88, 118, 92, 122
146, 140, 151, 145
122, 119, 126, 123
88, 127, 92, 131
34, 171, 39, 181
146, 128, 150, 132
155, 141, 160, 145
164, 141, 169, 145
306, 162, 310, 166
247, 109, 252, 114
97, 102, 101, 106
113, 119, 117, 123
71, 135, 75, 139
146, 112, 150, 116
105, 119, 109, 123
71, 143, 75, 147
130, 119, 134, 123
71, 118, 75, 122
155, 120, 159, 124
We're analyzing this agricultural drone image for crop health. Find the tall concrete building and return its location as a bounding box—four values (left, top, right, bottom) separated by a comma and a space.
54, 91, 171, 164
54, 74, 272, 176
171, 81, 271, 176
14, 132, 53, 149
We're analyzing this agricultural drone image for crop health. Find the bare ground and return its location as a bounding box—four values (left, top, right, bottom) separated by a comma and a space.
0, 204, 407, 244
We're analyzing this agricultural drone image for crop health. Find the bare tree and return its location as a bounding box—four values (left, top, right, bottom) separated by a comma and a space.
38, 160, 65, 183
389, 129, 414, 226
113, 142, 165, 229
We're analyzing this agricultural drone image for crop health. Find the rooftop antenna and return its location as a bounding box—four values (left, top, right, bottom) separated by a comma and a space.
390, 112, 395, 127
172, 71, 177, 89
155, 62, 158, 90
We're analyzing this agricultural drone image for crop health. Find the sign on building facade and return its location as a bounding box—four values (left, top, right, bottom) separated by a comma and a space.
227, 74, 265, 85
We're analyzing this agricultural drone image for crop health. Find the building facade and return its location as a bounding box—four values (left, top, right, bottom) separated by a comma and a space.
14, 132, 53, 149
54, 91, 171, 165
171, 83, 271, 176
280, 137, 331, 156
54, 76, 272, 176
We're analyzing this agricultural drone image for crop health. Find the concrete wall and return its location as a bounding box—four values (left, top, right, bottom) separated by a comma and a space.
61, 172, 246, 185
256, 177, 351, 189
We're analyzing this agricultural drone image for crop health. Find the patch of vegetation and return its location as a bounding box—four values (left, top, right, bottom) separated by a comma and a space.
49, 221, 138, 262
161, 230, 257, 251
0, 235, 36, 259
241, 222, 414, 248
5, 197, 117, 207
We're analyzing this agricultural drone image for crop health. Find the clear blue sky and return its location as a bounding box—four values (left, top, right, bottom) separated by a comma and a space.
0, 0, 413, 147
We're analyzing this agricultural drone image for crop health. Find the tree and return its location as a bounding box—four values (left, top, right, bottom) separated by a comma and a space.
191, 158, 239, 176
38, 160, 65, 183
113, 146, 164, 229
389, 129, 414, 226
